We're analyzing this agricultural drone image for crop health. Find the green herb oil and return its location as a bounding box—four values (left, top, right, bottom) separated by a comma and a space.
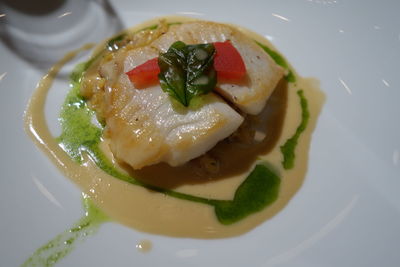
21, 197, 108, 267
280, 90, 310, 169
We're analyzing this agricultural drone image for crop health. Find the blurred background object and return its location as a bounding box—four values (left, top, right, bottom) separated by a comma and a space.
0, 0, 122, 70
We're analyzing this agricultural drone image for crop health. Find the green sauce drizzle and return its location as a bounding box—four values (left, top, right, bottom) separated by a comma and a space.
21, 197, 108, 267
214, 164, 280, 224
57, 57, 281, 225
280, 90, 310, 169
255, 41, 296, 83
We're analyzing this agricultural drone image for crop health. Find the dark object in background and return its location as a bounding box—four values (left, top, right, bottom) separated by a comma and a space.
0, 0, 123, 72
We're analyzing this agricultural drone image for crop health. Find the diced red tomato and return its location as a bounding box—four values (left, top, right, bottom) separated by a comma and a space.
213, 41, 246, 82
125, 57, 160, 89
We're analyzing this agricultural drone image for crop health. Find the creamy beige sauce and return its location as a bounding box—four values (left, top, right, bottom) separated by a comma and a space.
136, 240, 152, 253
24, 16, 325, 238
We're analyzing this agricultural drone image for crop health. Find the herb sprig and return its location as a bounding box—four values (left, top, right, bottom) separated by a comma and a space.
158, 41, 217, 107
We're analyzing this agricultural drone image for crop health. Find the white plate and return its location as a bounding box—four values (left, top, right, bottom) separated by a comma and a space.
1, 0, 400, 266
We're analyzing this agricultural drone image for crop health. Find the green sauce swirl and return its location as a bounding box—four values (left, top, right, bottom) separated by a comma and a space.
280, 90, 310, 169
21, 197, 108, 267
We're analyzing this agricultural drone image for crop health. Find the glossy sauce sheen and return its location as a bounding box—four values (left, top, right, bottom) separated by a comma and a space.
136, 240, 152, 253
24, 16, 325, 238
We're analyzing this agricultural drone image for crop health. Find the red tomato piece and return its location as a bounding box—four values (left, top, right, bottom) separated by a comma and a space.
213, 41, 246, 82
126, 57, 160, 89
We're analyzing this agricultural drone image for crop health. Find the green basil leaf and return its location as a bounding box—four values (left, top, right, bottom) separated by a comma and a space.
186, 43, 217, 103
158, 41, 216, 107
158, 41, 188, 105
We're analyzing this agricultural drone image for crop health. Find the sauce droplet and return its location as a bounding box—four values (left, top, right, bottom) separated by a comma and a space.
136, 239, 152, 253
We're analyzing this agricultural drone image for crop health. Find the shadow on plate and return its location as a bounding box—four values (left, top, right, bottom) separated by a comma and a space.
0, 0, 123, 75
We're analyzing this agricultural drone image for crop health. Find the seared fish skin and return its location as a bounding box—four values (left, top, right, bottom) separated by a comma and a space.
83, 20, 284, 169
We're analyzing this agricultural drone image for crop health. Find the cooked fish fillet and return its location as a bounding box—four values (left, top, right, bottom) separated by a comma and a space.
86, 20, 284, 169
99, 47, 243, 169
150, 21, 285, 114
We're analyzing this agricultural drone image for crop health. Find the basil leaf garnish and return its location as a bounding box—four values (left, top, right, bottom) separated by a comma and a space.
158, 41, 217, 107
